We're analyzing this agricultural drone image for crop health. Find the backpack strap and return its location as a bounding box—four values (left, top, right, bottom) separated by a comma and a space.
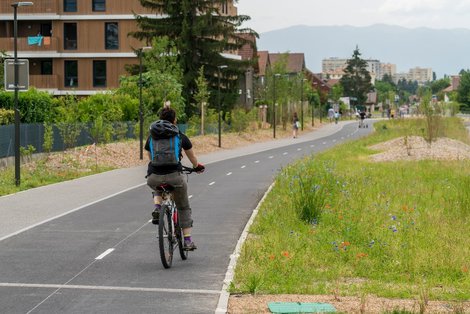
149, 138, 154, 161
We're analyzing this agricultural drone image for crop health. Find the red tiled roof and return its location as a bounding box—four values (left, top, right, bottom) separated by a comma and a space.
257, 51, 269, 76
269, 53, 305, 73
237, 33, 257, 61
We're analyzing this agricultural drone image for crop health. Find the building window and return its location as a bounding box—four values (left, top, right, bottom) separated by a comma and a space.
64, 0, 77, 12
64, 60, 78, 88
105, 22, 119, 50
41, 60, 53, 75
64, 23, 77, 50
93, 0, 106, 12
93, 60, 107, 87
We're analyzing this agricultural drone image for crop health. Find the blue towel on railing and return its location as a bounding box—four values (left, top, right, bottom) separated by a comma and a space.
27, 36, 43, 46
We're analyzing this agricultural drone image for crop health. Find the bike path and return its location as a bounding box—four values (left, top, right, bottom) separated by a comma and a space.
0, 121, 373, 313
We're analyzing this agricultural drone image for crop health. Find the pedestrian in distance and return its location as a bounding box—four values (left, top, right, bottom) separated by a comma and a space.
292, 112, 300, 138
145, 103, 205, 251
334, 111, 340, 124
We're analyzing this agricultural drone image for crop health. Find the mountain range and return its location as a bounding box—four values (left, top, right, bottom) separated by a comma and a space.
257, 24, 470, 78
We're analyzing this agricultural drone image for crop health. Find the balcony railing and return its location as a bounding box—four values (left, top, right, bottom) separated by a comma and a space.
30, 75, 58, 89
0, 0, 58, 14
0, 37, 58, 52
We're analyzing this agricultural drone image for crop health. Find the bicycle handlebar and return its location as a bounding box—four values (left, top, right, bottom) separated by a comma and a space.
180, 165, 204, 174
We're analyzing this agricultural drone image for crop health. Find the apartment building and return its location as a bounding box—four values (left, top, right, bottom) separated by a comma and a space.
0, 0, 239, 95
322, 57, 381, 82
380, 63, 396, 79
392, 67, 433, 84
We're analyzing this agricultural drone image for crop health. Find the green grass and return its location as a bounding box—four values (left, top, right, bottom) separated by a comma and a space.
0, 158, 114, 196
232, 118, 470, 301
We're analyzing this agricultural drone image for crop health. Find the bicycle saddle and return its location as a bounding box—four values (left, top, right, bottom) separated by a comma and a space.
156, 184, 175, 192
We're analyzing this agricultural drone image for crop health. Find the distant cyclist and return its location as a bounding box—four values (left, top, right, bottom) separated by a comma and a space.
145, 104, 205, 251
359, 110, 366, 128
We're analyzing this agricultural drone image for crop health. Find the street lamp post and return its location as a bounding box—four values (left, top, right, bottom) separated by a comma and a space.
272, 74, 280, 138
12, 1, 33, 186
217, 65, 227, 148
300, 78, 306, 131
136, 46, 151, 160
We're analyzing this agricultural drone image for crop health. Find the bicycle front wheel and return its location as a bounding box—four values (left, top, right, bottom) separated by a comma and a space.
158, 205, 174, 268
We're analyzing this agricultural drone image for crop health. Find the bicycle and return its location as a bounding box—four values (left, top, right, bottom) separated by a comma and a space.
155, 166, 196, 269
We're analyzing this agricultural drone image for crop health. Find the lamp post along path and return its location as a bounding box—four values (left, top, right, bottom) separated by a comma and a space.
217, 65, 227, 148
12, 1, 34, 186
136, 46, 151, 160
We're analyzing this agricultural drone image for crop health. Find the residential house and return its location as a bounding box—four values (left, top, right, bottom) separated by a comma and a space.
0, 0, 241, 95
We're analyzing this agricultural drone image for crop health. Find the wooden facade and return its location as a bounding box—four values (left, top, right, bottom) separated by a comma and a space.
0, 0, 239, 95
0, 0, 154, 94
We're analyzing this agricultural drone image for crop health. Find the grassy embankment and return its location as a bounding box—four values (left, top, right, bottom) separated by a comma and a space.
231, 117, 470, 301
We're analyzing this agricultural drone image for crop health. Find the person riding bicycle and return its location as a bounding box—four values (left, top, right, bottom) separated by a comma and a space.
359, 110, 366, 127
145, 104, 205, 251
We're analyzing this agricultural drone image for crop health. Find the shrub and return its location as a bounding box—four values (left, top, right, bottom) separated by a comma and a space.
0, 108, 14, 125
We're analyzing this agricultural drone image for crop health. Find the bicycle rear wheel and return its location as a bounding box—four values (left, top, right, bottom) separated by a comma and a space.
175, 219, 188, 260
158, 204, 174, 268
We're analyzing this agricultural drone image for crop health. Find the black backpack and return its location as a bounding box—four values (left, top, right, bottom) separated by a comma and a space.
149, 120, 181, 167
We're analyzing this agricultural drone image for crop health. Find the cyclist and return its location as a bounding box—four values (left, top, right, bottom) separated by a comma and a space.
145, 105, 205, 251
359, 110, 366, 128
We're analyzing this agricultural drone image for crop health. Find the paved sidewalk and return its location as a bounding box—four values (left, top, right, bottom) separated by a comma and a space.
0, 122, 349, 241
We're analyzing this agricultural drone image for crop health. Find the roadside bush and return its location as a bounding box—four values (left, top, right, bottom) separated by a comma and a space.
0, 108, 14, 125
227, 108, 257, 134
42, 123, 54, 153
0, 88, 55, 123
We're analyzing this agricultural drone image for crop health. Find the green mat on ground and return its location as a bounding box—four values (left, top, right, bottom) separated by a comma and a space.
268, 302, 336, 313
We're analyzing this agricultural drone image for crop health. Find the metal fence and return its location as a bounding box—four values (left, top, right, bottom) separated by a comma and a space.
0, 122, 140, 158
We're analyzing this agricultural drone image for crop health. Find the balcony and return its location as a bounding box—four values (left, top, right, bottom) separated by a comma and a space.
0, 0, 58, 15
0, 36, 58, 52
30, 75, 58, 89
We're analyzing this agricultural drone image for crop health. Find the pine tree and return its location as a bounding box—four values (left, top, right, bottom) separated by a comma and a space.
131, 0, 257, 117
340, 46, 372, 109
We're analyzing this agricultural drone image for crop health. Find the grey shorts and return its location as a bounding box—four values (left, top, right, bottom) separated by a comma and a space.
147, 172, 193, 228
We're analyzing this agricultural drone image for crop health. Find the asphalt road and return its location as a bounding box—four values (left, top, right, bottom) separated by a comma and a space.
0, 121, 373, 314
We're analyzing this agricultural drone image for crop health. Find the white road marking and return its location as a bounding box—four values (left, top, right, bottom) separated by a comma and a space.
310, 145, 315, 148
269, 156, 274, 159
254, 160, 260, 163
226, 172, 232, 176
188, 195, 193, 199
323, 142, 327, 145
283, 152, 288, 155
95, 248, 115, 260
297, 148, 302, 151
0, 283, 220, 295
241, 165, 246, 169
209, 182, 216, 186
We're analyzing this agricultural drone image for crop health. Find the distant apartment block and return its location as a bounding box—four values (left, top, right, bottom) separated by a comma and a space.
0, 0, 239, 95
380, 63, 396, 79
393, 67, 433, 84
322, 57, 380, 83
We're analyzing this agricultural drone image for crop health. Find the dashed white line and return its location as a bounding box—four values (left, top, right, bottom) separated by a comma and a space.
297, 148, 302, 151
269, 156, 274, 159
241, 165, 246, 169
254, 160, 260, 163
209, 182, 216, 186
95, 248, 115, 260
310, 145, 315, 148
189, 195, 193, 199
283, 152, 288, 155
226, 172, 232, 176
323, 142, 327, 145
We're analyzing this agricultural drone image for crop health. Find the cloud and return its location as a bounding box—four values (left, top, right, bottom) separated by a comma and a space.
379, 0, 450, 14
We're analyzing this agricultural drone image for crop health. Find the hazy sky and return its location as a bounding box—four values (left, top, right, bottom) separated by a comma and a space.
237, 0, 470, 33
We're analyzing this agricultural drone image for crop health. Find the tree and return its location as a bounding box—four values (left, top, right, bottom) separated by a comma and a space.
131, 0, 257, 118
339, 46, 372, 110
194, 66, 210, 135
457, 70, 470, 112
430, 78, 451, 94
